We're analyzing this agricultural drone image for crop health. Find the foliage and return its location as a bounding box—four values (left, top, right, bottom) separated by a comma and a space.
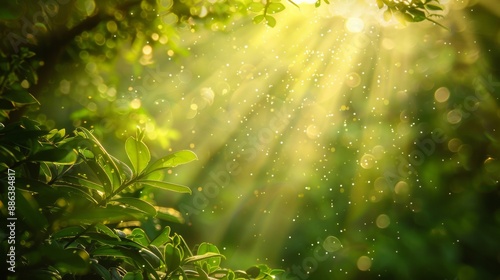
377, 0, 446, 28
0, 119, 281, 279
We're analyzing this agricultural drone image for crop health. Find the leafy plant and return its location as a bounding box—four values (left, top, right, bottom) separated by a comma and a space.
376, 0, 446, 28
0, 120, 283, 279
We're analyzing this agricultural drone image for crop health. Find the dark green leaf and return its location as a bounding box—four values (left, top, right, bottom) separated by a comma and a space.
51, 226, 86, 239
123, 271, 144, 280
29, 148, 78, 165
164, 243, 182, 274
246, 266, 260, 278
2, 89, 39, 104
91, 262, 112, 280
426, 4, 443, 10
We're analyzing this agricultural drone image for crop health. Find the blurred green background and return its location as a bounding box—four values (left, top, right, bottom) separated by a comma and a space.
1, 0, 499, 279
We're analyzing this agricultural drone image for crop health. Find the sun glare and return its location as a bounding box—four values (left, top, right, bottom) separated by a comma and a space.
140, 0, 490, 273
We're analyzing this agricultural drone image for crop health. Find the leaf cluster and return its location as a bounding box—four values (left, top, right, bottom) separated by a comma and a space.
376, 0, 446, 27
0, 119, 282, 279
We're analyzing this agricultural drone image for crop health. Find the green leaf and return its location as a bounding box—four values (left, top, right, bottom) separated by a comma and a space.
125, 136, 151, 175
130, 228, 151, 246
112, 197, 157, 217
409, 9, 426, 22
186, 243, 223, 269
16, 190, 48, 230
123, 271, 144, 280
145, 150, 197, 174
246, 266, 260, 278
150, 226, 171, 247
91, 262, 112, 280
53, 185, 99, 204
94, 223, 120, 239
2, 89, 39, 104
51, 226, 86, 239
184, 252, 225, 265
139, 247, 162, 268
164, 243, 182, 274
29, 148, 78, 164
376, 0, 384, 9
426, 4, 443, 10
92, 246, 159, 279
155, 206, 185, 223
62, 205, 147, 224
197, 242, 221, 255
46, 246, 90, 274
265, 15, 276, 27
253, 14, 265, 24
77, 127, 122, 186
267, 3, 285, 14
139, 179, 192, 194
87, 160, 113, 196
64, 175, 105, 193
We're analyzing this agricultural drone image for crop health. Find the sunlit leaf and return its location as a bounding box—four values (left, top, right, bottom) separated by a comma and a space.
267, 3, 285, 14
150, 226, 172, 247
146, 150, 198, 174
155, 206, 185, 223
184, 253, 224, 265
253, 14, 265, 24
94, 223, 120, 239
77, 127, 122, 186
64, 175, 105, 193
112, 197, 157, 217
125, 136, 151, 175
130, 228, 151, 246
139, 179, 192, 194
87, 160, 113, 195
265, 15, 277, 27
